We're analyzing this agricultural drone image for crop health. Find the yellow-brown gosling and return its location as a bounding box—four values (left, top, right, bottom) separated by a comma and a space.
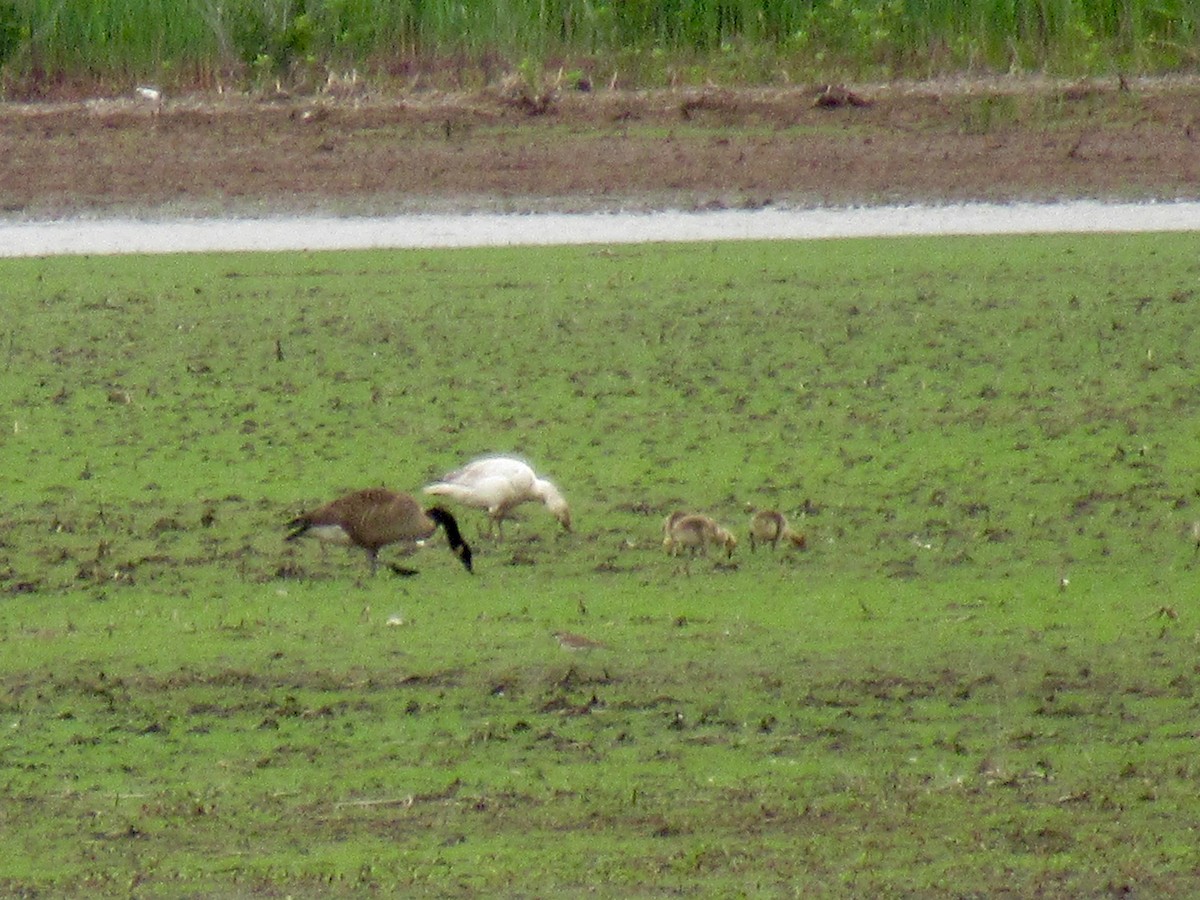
748, 509, 807, 552
663, 513, 738, 559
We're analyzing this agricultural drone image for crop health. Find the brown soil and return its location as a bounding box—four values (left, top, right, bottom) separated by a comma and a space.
3, 76, 1199, 217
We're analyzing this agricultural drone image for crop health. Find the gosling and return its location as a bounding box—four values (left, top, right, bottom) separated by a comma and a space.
663, 512, 738, 559
286, 487, 473, 574
748, 509, 807, 552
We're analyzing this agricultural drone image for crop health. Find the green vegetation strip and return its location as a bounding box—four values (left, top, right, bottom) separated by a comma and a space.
2, 0, 1197, 92
1, 234, 1199, 894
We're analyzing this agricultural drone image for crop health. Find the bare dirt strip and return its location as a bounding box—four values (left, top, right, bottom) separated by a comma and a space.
2, 76, 1198, 218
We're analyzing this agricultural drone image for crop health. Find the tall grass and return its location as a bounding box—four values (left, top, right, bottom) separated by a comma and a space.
0, 0, 1196, 94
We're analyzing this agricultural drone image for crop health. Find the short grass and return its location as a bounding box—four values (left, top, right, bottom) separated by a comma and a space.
2, 234, 1200, 895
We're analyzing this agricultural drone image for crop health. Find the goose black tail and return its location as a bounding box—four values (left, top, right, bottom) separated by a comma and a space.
427, 506, 474, 573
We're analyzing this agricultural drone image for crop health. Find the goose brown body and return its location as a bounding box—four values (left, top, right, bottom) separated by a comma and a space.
287, 487, 473, 574
749, 509, 807, 552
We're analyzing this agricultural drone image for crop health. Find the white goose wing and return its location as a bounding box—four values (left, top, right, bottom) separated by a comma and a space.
425, 457, 536, 514
451, 456, 536, 488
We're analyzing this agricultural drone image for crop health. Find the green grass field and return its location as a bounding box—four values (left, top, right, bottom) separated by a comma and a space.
2, 233, 1200, 895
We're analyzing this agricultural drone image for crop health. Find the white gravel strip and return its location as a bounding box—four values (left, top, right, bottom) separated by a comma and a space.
1, 200, 1197, 257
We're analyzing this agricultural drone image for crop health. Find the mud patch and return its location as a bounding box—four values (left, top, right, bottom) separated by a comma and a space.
3, 77, 1199, 219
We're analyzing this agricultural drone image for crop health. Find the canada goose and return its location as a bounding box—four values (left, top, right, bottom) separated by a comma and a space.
286, 487, 473, 574
424, 455, 571, 538
662, 512, 737, 559
749, 510, 807, 552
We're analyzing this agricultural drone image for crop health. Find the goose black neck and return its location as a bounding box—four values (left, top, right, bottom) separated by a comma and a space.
427, 506, 473, 573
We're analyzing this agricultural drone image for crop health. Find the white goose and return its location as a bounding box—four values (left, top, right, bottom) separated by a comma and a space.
424, 456, 572, 538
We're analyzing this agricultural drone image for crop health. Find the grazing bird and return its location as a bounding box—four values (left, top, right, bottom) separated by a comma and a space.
749, 509, 807, 552
286, 488, 473, 574
554, 631, 608, 651
424, 456, 571, 538
662, 512, 738, 559
134, 85, 164, 115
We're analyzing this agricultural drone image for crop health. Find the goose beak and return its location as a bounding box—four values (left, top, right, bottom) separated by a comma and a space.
457, 544, 474, 573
